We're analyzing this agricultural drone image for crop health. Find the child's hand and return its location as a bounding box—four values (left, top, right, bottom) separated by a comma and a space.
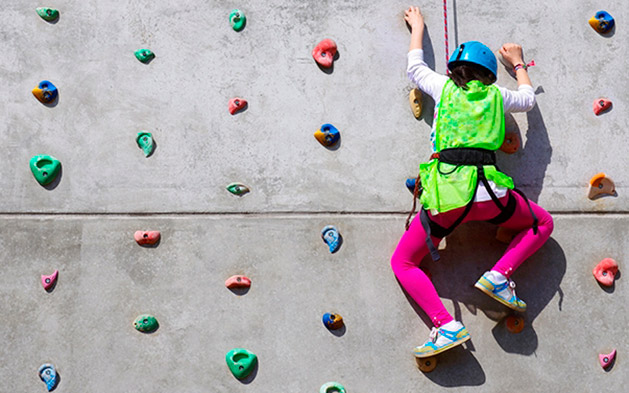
404, 6, 424, 31
499, 43, 524, 67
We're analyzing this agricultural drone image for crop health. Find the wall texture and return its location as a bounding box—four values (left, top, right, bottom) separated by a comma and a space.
0, 0, 627, 392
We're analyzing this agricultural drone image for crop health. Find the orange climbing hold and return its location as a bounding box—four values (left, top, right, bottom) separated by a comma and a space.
588, 173, 616, 199
500, 131, 520, 154
505, 315, 524, 334
592, 258, 618, 287
593, 98, 612, 115
225, 275, 251, 289
134, 231, 161, 245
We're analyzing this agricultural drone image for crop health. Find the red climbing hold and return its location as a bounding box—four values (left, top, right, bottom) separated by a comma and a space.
134, 231, 161, 245
593, 98, 612, 115
500, 131, 520, 154
228, 97, 247, 115
312, 39, 337, 68
225, 275, 251, 289
592, 258, 618, 286
41, 270, 58, 291
599, 349, 616, 369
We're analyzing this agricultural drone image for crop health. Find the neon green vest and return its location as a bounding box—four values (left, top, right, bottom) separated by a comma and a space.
419, 80, 514, 213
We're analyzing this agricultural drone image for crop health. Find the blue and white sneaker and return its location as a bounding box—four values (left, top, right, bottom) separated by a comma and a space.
414, 321, 471, 358
474, 271, 527, 312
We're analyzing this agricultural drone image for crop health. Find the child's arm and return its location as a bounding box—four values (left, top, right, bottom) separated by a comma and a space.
499, 43, 535, 112
405, 6, 448, 100
404, 6, 424, 51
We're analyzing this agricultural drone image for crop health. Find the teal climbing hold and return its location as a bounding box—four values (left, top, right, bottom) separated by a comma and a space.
229, 9, 246, 31
36, 7, 59, 22
226, 183, 250, 196
30, 155, 61, 186
226, 348, 257, 379
136, 132, 155, 157
134, 49, 155, 63
320, 382, 346, 393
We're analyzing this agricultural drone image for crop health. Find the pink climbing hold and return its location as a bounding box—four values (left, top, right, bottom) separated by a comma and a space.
41, 270, 58, 291
599, 349, 616, 369
312, 39, 337, 68
593, 98, 612, 115
225, 275, 251, 289
592, 258, 618, 286
134, 231, 161, 245
228, 97, 247, 115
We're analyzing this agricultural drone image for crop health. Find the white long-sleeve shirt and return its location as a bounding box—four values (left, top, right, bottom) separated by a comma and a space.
407, 49, 536, 205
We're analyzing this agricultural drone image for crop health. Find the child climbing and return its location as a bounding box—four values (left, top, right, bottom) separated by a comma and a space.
391, 6, 554, 359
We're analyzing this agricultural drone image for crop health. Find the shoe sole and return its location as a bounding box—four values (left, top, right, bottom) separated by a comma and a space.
414, 334, 471, 359
474, 281, 526, 312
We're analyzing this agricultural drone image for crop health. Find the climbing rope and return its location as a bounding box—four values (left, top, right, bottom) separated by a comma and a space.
443, 0, 449, 67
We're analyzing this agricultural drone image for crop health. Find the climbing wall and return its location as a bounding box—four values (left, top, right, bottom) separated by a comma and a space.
1, 1, 627, 392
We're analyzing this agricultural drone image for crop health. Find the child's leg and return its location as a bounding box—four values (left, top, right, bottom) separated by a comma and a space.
390, 212, 452, 327
490, 192, 554, 278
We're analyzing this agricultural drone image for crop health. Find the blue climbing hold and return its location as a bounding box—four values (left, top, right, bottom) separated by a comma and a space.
38, 364, 58, 391
322, 312, 344, 330
32, 80, 58, 104
321, 225, 341, 253
589, 11, 614, 34
405, 178, 416, 193
314, 124, 340, 147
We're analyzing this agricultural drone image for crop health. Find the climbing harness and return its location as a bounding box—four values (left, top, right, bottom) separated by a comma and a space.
406, 148, 539, 261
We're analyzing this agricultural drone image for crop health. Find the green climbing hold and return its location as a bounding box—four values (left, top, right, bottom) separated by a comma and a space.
29, 155, 61, 186
226, 348, 257, 379
136, 132, 155, 157
226, 182, 250, 196
320, 382, 346, 393
134, 314, 159, 333
229, 9, 246, 31
134, 49, 155, 63
36, 7, 59, 22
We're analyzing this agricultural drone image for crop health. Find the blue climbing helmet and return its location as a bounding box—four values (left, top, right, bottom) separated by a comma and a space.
447, 41, 497, 81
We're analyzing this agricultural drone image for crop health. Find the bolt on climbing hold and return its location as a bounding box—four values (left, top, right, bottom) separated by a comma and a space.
134, 314, 159, 333
225, 275, 251, 289
134, 49, 155, 63
321, 225, 341, 253
588, 173, 616, 199
228, 97, 247, 115
593, 98, 612, 115
322, 312, 344, 330
32, 80, 58, 104
589, 11, 614, 34
134, 231, 161, 246
599, 349, 616, 369
36, 7, 59, 22
229, 9, 246, 31
136, 132, 155, 157
505, 315, 524, 334
312, 39, 337, 68
592, 258, 618, 287
226, 183, 250, 196
38, 364, 58, 391
496, 227, 518, 244
409, 88, 423, 118
41, 270, 58, 291
500, 131, 520, 154
314, 124, 340, 147
320, 382, 346, 393
226, 348, 257, 379
30, 155, 61, 186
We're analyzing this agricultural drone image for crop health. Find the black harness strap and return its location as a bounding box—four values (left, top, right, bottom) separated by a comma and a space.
412, 147, 540, 260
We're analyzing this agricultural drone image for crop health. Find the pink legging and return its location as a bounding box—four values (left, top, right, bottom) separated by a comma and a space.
391, 191, 554, 327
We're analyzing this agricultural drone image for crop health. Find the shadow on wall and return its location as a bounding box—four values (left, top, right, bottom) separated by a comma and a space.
399, 221, 566, 387
497, 104, 552, 203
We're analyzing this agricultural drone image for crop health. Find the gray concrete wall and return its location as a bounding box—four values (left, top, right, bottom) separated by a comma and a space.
0, 0, 627, 392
